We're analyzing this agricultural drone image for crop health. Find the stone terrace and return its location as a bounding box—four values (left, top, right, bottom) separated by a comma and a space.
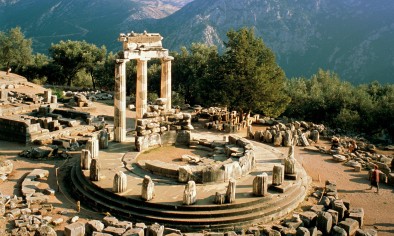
71, 131, 310, 231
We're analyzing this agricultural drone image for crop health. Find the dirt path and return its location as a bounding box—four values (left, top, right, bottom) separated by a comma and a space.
279, 144, 394, 235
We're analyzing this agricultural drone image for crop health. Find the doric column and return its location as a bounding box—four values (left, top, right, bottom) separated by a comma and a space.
160, 56, 173, 111
114, 59, 127, 142
136, 58, 149, 120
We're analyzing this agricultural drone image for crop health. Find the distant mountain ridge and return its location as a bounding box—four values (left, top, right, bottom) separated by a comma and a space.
1, 0, 394, 84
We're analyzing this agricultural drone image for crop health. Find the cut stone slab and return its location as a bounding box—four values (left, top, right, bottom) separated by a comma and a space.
338, 218, 359, 236
64, 222, 85, 236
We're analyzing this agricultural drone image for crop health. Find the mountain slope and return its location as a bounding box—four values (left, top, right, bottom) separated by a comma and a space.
155, 0, 394, 84
1, 0, 394, 84
0, 0, 192, 52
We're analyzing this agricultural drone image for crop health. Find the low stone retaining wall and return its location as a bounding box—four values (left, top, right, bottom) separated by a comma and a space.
140, 135, 256, 184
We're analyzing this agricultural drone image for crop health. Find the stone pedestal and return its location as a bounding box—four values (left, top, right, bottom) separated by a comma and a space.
253, 173, 268, 197
285, 146, 297, 179
272, 165, 285, 186
183, 181, 197, 205
89, 158, 100, 181
44, 90, 52, 103
283, 130, 293, 147
86, 139, 99, 159
80, 149, 92, 170
225, 178, 236, 203
113, 171, 127, 193
51, 95, 57, 104
99, 129, 109, 149
114, 59, 128, 142
0, 90, 8, 101
141, 175, 155, 201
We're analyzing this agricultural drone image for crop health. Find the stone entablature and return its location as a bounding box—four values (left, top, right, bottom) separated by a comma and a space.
139, 134, 256, 183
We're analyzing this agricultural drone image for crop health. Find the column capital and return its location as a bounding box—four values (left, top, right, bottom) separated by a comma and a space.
161, 56, 174, 62
115, 59, 130, 64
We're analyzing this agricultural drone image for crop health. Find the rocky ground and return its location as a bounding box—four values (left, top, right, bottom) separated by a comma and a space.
0, 100, 393, 235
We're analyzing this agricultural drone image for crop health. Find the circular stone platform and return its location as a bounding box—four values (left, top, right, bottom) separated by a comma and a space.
70, 132, 310, 232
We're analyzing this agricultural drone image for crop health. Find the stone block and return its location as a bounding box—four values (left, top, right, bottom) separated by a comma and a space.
123, 227, 145, 236
310, 204, 325, 213
338, 218, 359, 236
147, 223, 164, 236
176, 130, 191, 146
64, 222, 85, 236
331, 226, 347, 236
92, 232, 112, 236
327, 209, 339, 225
333, 200, 347, 221
178, 165, 192, 183
300, 211, 317, 228
37, 225, 57, 236
103, 226, 126, 236
103, 216, 119, 227
272, 165, 285, 186
296, 227, 310, 236
317, 211, 333, 235
86, 220, 105, 234
183, 181, 197, 205
225, 178, 236, 203
141, 175, 155, 201
348, 208, 364, 227
355, 229, 378, 236
252, 173, 268, 197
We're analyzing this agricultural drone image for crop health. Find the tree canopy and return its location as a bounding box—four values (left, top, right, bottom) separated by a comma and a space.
49, 40, 106, 86
220, 28, 290, 117
0, 27, 33, 72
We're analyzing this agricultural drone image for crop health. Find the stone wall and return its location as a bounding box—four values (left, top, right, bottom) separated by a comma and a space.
135, 106, 193, 151
141, 135, 256, 183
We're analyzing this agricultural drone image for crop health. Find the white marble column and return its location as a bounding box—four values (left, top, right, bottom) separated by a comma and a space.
160, 56, 173, 111
114, 59, 127, 142
136, 58, 149, 120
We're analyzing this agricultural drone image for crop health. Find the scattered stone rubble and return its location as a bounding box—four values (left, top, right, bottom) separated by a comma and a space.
261, 180, 377, 236
62, 90, 113, 102
305, 137, 394, 186
198, 107, 254, 133
0, 159, 13, 183
250, 118, 326, 148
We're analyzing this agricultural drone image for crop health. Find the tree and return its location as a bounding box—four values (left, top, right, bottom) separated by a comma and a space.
172, 43, 219, 105
0, 27, 33, 72
220, 27, 290, 117
49, 40, 106, 87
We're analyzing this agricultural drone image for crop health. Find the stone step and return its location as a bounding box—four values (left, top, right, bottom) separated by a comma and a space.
70, 163, 309, 231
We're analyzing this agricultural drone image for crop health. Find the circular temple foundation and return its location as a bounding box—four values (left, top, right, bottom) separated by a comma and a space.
70, 133, 310, 232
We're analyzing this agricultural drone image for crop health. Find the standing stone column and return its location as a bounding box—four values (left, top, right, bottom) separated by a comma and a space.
113, 171, 127, 193
51, 95, 57, 104
272, 165, 285, 186
86, 138, 99, 159
183, 181, 197, 205
99, 129, 109, 149
141, 175, 155, 201
225, 178, 236, 203
253, 173, 268, 197
160, 57, 173, 111
136, 58, 149, 120
44, 90, 52, 103
114, 59, 128, 142
89, 158, 100, 181
81, 149, 92, 170
285, 146, 297, 175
